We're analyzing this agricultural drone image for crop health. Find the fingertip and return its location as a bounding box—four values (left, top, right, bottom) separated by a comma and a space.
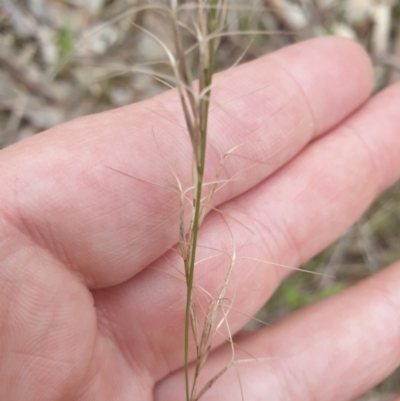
271, 36, 374, 134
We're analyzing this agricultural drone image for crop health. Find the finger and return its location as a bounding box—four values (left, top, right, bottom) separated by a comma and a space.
95, 82, 400, 380
0, 37, 372, 288
155, 261, 400, 401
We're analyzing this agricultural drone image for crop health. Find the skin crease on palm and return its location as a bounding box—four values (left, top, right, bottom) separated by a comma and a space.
1, 36, 400, 401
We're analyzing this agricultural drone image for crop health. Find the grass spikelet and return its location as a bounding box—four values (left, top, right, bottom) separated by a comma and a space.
163, 1, 234, 400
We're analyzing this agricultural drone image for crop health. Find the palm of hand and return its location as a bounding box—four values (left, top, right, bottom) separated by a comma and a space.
1, 38, 400, 401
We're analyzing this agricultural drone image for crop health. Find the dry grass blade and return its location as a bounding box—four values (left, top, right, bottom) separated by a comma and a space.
161, 1, 242, 400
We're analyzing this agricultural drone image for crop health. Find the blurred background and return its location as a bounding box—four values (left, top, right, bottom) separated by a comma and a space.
0, 0, 399, 399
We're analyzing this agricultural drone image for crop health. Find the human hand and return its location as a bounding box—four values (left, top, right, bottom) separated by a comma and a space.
0, 37, 399, 401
